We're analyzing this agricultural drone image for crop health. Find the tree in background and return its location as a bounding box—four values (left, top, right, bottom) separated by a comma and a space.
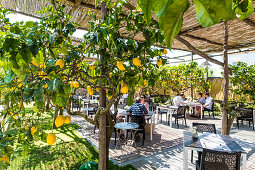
145, 62, 210, 95
230, 62, 255, 102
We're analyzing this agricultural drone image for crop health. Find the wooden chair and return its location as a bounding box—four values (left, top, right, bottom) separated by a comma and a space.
196, 148, 241, 170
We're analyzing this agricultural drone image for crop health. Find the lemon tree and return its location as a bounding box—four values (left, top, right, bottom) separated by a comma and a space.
230, 62, 255, 102
143, 62, 210, 95
0, 0, 166, 169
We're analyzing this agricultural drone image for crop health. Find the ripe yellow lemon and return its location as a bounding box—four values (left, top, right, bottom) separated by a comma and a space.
108, 96, 113, 101
55, 115, 66, 128
43, 84, 48, 89
163, 49, 167, 54
25, 126, 29, 131
90, 65, 95, 70
40, 63, 46, 69
31, 126, 37, 134
144, 80, 148, 86
32, 60, 40, 66
88, 90, 94, 96
38, 71, 46, 77
133, 58, 141, 66
47, 134, 56, 145
64, 116, 71, 124
138, 8, 142, 12
73, 81, 79, 88
109, 72, 112, 78
117, 61, 125, 71
121, 84, 128, 94
0, 154, 10, 163
77, 63, 80, 68
87, 86, 92, 92
12, 114, 18, 120
157, 59, 162, 67
54, 59, 64, 69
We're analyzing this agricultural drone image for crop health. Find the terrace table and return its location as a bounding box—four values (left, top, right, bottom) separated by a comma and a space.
115, 122, 139, 147
183, 131, 247, 170
156, 105, 178, 128
184, 101, 203, 119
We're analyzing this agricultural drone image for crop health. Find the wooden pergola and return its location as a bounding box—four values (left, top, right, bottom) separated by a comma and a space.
1, 0, 255, 55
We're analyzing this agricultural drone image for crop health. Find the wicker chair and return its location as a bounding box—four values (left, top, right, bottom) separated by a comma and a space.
196, 148, 241, 170
191, 123, 216, 163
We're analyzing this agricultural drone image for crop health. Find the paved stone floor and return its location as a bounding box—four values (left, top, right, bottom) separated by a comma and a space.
70, 114, 255, 170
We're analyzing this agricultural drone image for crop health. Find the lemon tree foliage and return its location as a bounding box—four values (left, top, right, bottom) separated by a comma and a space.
147, 62, 210, 94
0, 0, 166, 167
230, 62, 255, 102
137, 0, 254, 49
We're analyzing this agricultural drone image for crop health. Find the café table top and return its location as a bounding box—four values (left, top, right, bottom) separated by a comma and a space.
114, 122, 139, 130
183, 131, 246, 153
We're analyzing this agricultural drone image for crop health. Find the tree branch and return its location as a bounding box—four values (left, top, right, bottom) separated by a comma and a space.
175, 35, 232, 75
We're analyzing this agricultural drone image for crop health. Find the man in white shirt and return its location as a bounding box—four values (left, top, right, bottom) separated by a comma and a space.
203, 92, 213, 110
173, 94, 184, 107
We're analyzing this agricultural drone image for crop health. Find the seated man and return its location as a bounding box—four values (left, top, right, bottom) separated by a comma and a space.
128, 97, 148, 116
173, 94, 184, 107
203, 92, 213, 111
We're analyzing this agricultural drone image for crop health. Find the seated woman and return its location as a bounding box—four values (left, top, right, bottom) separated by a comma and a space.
140, 95, 149, 111
194, 93, 205, 117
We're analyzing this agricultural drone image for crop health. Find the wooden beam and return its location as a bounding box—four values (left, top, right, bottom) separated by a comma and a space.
183, 34, 224, 46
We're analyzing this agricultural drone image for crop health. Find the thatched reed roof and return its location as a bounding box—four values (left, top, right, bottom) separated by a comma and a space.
1, 0, 255, 54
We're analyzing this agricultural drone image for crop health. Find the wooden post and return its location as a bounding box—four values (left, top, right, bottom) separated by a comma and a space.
98, 1, 107, 170
222, 20, 230, 135
191, 53, 194, 100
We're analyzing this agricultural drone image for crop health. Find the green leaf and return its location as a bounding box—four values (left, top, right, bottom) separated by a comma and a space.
127, 93, 134, 106
235, 0, 254, 20
49, 78, 60, 92
193, 0, 235, 27
28, 44, 39, 56
23, 88, 34, 101
95, 0, 98, 8
49, 34, 55, 45
59, 46, 69, 55
21, 143, 29, 158
163, 0, 189, 49
153, 0, 174, 17
4, 69, 15, 83
138, 0, 153, 25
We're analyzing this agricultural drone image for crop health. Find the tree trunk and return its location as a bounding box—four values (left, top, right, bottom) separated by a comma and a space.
221, 20, 230, 135
98, 2, 108, 170
52, 105, 59, 129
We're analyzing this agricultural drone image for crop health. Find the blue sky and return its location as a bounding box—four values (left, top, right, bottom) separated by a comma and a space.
7, 13, 255, 77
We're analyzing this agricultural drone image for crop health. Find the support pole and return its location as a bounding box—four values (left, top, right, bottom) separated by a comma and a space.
191, 53, 194, 100
222, 20, 230, 135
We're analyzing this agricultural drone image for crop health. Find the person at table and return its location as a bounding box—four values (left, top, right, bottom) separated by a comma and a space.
128, 97, 148, 116
203, 92, 213, 111
140, 95, 149, 111
194, 93, 205, 117
173, 94, 184, 107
